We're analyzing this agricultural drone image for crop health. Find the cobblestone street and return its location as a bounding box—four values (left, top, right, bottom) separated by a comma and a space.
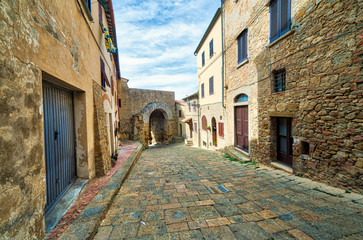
94, 144, 362, 240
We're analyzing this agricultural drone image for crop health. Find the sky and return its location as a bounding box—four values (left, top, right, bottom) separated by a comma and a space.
113, 0, 221, 100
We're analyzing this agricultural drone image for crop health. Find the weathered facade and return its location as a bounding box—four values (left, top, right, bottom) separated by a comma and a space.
175, 100, 187, 138
222, 0, 362, 192
0, 0, 120, 238
118, 77, 177, 147
195, 8, 226, 150
182, 93, 200, 147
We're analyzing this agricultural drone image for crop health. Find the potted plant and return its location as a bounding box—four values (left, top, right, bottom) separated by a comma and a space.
213, 141, 217, 147
118, 137, 123, 146
115, 149, 118, 158
206, 126, 211, 131
111, 154, 117, 167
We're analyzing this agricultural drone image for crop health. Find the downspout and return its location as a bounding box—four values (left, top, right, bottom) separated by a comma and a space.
197, 95, 201, 147
221, 0, 225, 109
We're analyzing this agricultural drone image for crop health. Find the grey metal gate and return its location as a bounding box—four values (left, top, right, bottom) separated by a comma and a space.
43, 82, 77, 215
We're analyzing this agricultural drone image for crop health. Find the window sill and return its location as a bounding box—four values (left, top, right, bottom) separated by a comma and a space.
268, 29, 295, 48
80, 0, 93, 21
236, 59, 249, 69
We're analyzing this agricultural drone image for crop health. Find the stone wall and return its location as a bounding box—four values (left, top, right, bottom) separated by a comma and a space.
118, 79, 177, 146
93, 81, 111, 176
253, 0, 362, 192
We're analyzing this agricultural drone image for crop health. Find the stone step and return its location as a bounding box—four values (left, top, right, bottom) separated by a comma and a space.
225, 147, 251, 162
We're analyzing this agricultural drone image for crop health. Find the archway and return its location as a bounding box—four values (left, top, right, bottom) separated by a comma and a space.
212, 117, 217, 147
149, 109, 168, 145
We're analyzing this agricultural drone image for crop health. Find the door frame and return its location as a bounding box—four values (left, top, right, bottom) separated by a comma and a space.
233, 105, 249, 153
276, 117, 293, 167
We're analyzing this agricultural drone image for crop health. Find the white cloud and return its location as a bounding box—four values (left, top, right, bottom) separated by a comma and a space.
113, 0, 221, 99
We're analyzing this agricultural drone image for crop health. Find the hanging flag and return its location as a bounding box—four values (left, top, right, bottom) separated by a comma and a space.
101, 23, 117, 54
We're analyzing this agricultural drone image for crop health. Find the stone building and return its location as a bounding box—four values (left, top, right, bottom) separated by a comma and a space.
0, 0, 120, 238
117, 77, 177, 147
195, 8, 226, 150
222, 0, 362, 192
175, 100, 187, 138
182, 92, 200, 147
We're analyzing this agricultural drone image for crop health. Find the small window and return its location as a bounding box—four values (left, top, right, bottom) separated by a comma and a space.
202, 116, 207, 130
193, 101, 196, 112
235, 94, 248, 103
202, 51, 205, 67
237, 29, 248, 63
100, 57, 109, 90
270, 0, 291, 43
201, 83, 205, 98
118, 99, 121, 108
98, 2, 102, 23
209, 39, 214, 58
301, 141, 310, 155
179, 110, 182, 117
274, 70, 286, 92
188, 102, 191, 111
194, 122, 197, 133
209, 76, 214, 95
86, 0, 92, 12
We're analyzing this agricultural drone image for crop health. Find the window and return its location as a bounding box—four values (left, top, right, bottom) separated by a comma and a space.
209, 76, 214, 95
209, 39, 214, 58
202, 51, 205, 67
301, 141, 310, 155
235, 94, 248, 103
218, 122, 224, 137
194, 122, 197, 133
274, 70, 286, 92
193, 101, 196, 112
98, 2, 102, 23
118, 99, 121, 108
237, 29, 248, 63
201, 83, 205, 98
100, 57, 109, 90
270, 0, 291, 43
179, 110, 182, 117
202, 116, 207, 130
188, 102, 191, 111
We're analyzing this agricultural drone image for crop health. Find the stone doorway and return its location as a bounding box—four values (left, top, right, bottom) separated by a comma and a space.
149, 109, 168, 145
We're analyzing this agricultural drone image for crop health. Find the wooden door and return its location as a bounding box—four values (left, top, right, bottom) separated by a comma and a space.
235, 106, 248, 152
277, 117, 293, 166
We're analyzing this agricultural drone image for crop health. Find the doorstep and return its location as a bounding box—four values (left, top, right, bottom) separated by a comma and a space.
45, 141, 143, 240
271, 162, 294, 174
45, 178, 88, 233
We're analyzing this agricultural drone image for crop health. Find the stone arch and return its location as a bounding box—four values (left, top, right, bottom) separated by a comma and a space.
140, 102, 173, 123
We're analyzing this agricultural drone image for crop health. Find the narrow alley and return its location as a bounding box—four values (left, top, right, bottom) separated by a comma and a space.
93, 144, 363, 240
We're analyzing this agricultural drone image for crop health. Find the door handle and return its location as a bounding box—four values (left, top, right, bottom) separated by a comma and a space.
54, 131, 60, 141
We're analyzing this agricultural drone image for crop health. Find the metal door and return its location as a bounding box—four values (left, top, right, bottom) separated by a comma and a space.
235, 106, 248, 152
43, 82, 77, 215
277, 117, 293, 166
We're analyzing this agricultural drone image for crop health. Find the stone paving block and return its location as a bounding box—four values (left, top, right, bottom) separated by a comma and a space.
256, 219, 292, 233
195, 200, 215, 206
236, 201, 263, 214
288, 229, 314, 240
178, 230, 204, 240
227, 215, 245, 224
137, 221, 167, 236
214, 203, 244, 217
187, 220, 208, 230
206, 217, 231, 227
201, 226, 238, 240
109, 222, 139, 239
229, 222, 271, 240
161, 203, 181, 210
166, 222, 189, 233
188, 206, 221, 221
257, 209, 279, 219
164, 208, 191, 224
142, 210, 164, 221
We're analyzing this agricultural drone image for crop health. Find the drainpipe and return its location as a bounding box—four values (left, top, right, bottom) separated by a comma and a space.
221, 0, 225, 109
197, 95, 201, 147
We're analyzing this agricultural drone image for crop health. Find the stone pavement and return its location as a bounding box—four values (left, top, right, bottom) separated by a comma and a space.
94, 144, 363, 240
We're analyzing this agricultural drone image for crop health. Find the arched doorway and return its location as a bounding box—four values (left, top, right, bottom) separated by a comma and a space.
212, 117, 217, 147
149, 109, 167, 145
234, 94, 248, 152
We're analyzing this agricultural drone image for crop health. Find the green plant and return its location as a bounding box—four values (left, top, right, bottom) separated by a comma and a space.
213, 141, 217, 146
115, 149, 118, 154
111, 155, 117, 162
206, 126, 211, 130
118, 137, 123, 141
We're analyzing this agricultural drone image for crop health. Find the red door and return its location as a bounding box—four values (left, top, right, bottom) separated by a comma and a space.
235, 106, 248, 152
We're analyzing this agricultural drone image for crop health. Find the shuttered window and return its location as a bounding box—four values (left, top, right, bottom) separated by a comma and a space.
201, 83, 205, 98
209, 76, 214, 95
193, 101, 196, 112
270, 0, 291, 43
194, 122, 197, 133
98, 2, 102, 23
218, 122, 224, 137
237, 29, 248, 63
202, 51, 205, 67
202, 116, 207, 130
86, 0, 91, 12
209, 39, 214, 58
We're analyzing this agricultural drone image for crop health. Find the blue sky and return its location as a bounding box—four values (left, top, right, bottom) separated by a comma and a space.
113, 0, 221, 100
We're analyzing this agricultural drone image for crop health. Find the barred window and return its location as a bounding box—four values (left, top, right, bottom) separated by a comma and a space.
274, 70, 286, 92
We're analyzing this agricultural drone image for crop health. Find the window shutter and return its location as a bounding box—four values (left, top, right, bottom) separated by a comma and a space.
210, 39, 213, 58
98, 2, 102, 23
209, 77, 214, 95
270, 0, 278, 41
280, 0, 289, 34
237, 36, 242, 63
202, 52, 205, 66
201, 83, 204, 98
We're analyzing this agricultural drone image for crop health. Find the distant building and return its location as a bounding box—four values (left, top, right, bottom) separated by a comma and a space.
175, 100, 187, 138
182, 93, 200, 147
194, 8, 226, 150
